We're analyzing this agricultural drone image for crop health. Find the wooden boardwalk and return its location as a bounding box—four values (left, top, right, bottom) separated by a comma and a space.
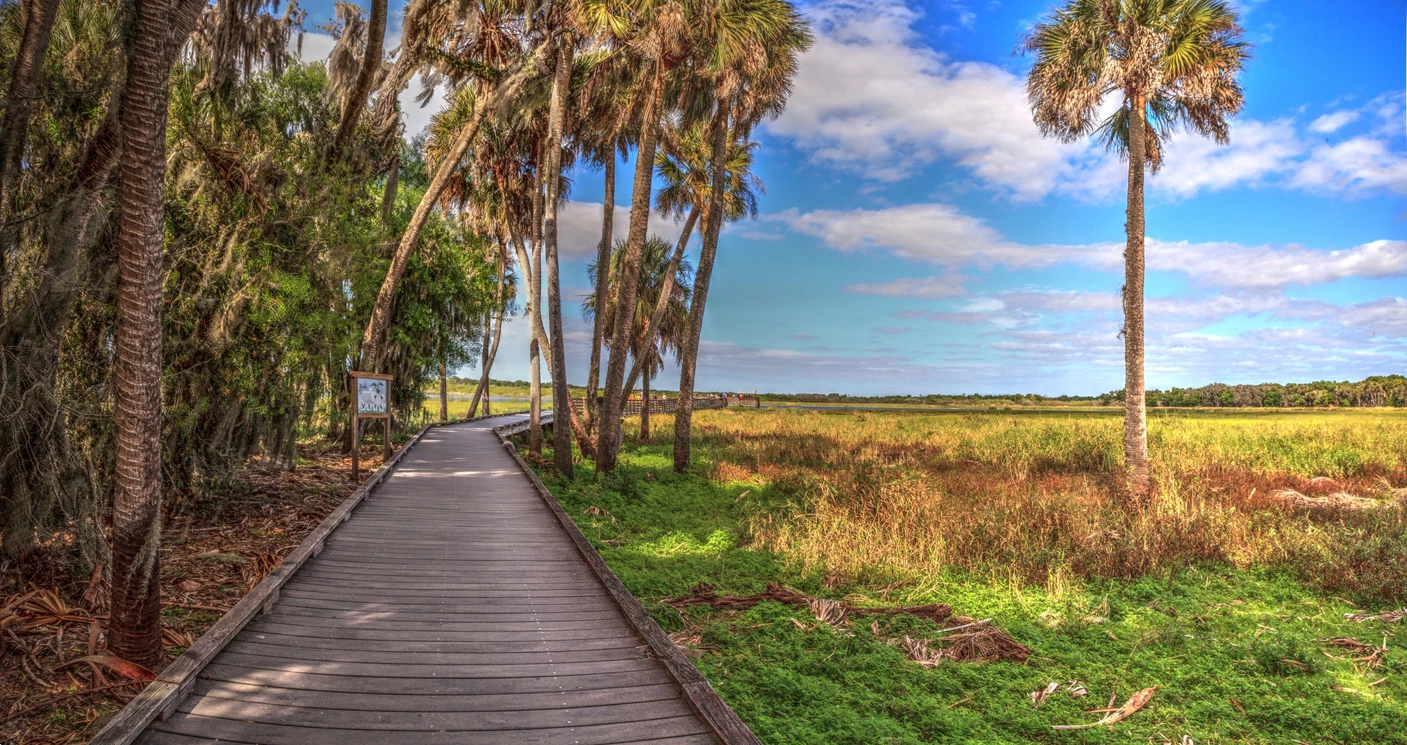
119, 414, 734, 745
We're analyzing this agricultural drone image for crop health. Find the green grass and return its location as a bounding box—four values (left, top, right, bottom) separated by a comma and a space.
535, 411, 1407, 744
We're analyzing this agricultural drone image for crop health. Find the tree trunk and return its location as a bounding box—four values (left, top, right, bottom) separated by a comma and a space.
597, 68, 663, 473
0, 0, 62, 278
673, 105, 728, 473
358, 40, 550, 371
1123, 97, 1149, 496
585, 155, 615, 437
471, 242, 508, 418
542, 39, 574, 476
380, 155, 399, 226
368, 3, 425, 143
329, 0, 387, 161
622, 206, 697, 397
640, 369, 650, 443
529, 338, 542, 453
439, 360, 448, 421
109, 0, 181, 670
508, 219, 596, 457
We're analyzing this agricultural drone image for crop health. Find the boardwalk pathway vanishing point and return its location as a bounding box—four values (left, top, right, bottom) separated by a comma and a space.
92, 413, 753, 745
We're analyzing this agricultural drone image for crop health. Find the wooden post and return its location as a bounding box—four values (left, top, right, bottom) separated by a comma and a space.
384, 416, 392, 463
350, 378, 359, 482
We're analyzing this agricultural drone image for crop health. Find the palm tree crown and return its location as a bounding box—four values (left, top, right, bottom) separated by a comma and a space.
1023, 0, 1248, 169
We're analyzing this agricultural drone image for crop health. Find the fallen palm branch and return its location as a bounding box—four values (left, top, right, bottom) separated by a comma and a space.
667, 583, 1028, 663
1052, 686, 1157, 730
667, 582, 953, 623
1345, 608, 1405, 623
1274, 489, 1394, 511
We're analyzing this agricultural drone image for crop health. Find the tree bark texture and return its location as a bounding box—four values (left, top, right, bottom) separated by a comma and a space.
329, 0, 388, 160
109, 0, 182, 669
639, 369, 650, 443
542, 39, 574, 476
585, 156, 614, 436
1123, 97, 1150, 495
673, 106, 728, 473
439, 360, 448, 421
597, 70, 662, 473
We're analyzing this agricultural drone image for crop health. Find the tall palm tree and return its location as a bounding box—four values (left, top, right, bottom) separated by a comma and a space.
583, 236, 692, 443
673, 0, 810, 473
108, 0, 207, 670
1023, 0, 1248, 495
541, 32, 575, 476
577, 0, 691, 473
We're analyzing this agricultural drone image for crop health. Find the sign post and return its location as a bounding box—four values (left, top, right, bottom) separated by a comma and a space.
350, 371, 393, 482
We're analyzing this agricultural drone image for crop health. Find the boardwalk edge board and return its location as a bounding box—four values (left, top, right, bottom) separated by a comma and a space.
494, 414, 763, 745
88, 413, 504, 745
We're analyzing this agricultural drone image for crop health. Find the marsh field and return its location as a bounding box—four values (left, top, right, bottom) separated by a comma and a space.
535, 407, 1407, 744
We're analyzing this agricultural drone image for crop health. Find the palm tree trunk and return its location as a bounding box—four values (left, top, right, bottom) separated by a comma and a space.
542, 38, 574, 477
439, 360, 448, 421
1123, 97, 1149, 496
109, 0, 182, 670
470, 245, 508, 418
585, 156, 615, 436
673, 105, 729, 473
597, 68, 663, 473
507, 220, 595, 457
380, 155, 399, 226
329, 0, 387, 161
0, 0, 62, 279
640, 368, 650, 443
622, 206, 697, 397
358, 39, 550, 371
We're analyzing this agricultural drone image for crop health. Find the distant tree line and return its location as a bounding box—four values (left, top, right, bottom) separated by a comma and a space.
1098, 375, 1407, 408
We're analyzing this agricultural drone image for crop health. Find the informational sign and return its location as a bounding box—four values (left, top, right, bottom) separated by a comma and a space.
349, 371, 394, 481
357, 376, 389, 415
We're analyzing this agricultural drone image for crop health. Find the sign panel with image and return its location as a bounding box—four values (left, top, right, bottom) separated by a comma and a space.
357, 376, 388, 415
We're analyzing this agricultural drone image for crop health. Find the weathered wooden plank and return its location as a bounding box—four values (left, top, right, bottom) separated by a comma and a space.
148, 713, 710, 745
228, 631, 644, 654
188, 678, 684, 713
240, 621, 640, 644
211, 652, 660, 679
221, 639, 648, 665
200, 663, 678, 695
174, 695, 701, 731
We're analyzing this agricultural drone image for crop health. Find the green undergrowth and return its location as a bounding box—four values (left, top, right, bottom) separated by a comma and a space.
537, 440, 1407, 745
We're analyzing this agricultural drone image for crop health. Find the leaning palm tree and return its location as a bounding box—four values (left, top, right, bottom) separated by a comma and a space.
672, 0, 811, 473
1022, 0, 1248, 495
618, 121, 760, 405
583, 236, 692, 443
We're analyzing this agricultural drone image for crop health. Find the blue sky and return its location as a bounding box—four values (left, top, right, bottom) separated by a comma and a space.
298, 0, 1407, 396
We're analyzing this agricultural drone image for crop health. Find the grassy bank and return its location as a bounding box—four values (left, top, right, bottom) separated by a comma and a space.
535, 408, 1407, 744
